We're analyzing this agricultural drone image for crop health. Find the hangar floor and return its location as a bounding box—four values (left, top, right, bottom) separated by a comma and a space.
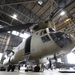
0, 70, 75, 75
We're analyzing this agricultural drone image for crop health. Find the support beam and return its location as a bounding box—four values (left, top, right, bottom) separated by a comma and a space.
0, 8, 25, 24
0, 0, 38, 6
4, 36, 11, 51
0, 19, 12, 26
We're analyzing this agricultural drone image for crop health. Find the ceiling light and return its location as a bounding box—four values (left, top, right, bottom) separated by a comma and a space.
7, 31, 11, 33
60, 11, 65, 16
12, 14, 17, 19
38, 0, 43, 5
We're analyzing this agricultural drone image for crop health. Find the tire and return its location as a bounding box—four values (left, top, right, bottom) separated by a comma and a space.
7, 65, 12, 72
11, 65, 15, 72
7, 65, 15, 72
25, 69, 28, 72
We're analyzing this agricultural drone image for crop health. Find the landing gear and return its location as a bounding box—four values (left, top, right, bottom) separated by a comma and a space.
40, 64, 44, 72
48, 54, 57, 70
11, 65, 15, 72
54, 54, 57, 62
49, 60, 53, 70
7, 65, 11, 72
18, 64, 20, 71
53, 54, 57, 69
7, 65, 15, 72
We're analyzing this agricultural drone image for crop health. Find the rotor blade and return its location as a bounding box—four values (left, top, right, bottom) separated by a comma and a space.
0, 0, 38, 6
0, 23, 34, 33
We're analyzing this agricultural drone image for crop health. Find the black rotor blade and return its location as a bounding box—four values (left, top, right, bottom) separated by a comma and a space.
0, 23, 34, 33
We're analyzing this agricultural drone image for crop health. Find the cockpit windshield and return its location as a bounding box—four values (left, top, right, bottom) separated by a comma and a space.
50, 32, 72, 48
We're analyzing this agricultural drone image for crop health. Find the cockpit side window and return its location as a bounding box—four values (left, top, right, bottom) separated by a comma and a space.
41, 35, 50, 43
40, 30, 47, 35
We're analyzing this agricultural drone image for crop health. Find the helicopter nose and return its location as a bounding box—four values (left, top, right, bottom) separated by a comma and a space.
58, 32, 72, 48
50, 32, 73, 48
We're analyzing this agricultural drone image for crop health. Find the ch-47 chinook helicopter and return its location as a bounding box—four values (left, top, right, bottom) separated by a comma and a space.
0, 0, 75, 72
1, 21, 75, 72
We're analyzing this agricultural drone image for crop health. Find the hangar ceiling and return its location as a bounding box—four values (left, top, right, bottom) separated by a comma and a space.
0, 0, 75, 53
0, 0, 58, 28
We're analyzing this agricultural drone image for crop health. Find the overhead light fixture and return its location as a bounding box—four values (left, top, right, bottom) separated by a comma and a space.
7, 31, 11, 33
12, 14, 17, 19
60, 11, 65, 16
12, 31, 19, 36
38, 0, 43, 5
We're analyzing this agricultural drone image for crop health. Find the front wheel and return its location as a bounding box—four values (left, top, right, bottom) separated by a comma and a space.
7, 65, 12, 72
11, 65, 15, 72
7, 65, 15, 72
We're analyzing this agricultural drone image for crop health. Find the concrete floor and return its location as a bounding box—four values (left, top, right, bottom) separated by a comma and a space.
0, 70, 75, 75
